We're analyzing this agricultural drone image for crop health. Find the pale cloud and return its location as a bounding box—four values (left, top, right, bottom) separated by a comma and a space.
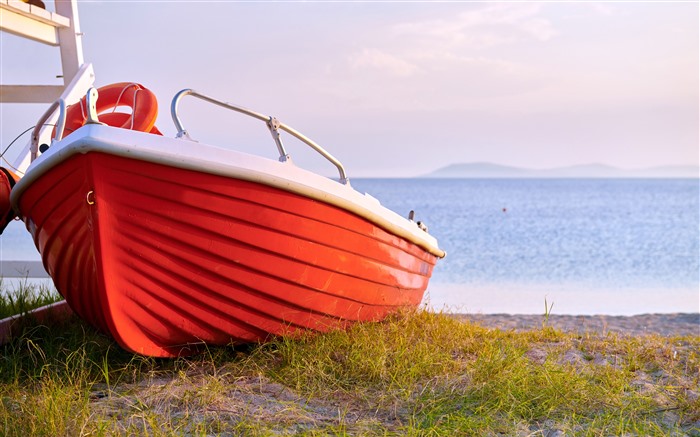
518, 17, 558, 41
348, 48, 421, 77
392, 3, 558, 49
342, 3, 557, 99
408, 50, 538, 81
326, 46, 550, 114
347, 48, 521, 78
589, 2, 616, 17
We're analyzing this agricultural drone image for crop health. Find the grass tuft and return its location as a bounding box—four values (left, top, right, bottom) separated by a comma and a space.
1, 282, 698, 435
0, 278, 62, 319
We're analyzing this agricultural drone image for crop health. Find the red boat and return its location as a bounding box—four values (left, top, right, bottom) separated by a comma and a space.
1, 2, 444, 357
7, 84, 445, 357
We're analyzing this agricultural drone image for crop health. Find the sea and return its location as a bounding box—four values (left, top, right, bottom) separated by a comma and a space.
1, 178, 698, 316
352, 178, 699, 316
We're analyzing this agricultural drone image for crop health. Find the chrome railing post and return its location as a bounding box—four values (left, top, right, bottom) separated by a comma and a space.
31, 98, 66, 161
170, 89, 349, 184
266, 117, 290, 162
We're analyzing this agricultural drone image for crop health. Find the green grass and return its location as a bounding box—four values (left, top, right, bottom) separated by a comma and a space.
0, 278, 62, 319
1, 282, 698, 436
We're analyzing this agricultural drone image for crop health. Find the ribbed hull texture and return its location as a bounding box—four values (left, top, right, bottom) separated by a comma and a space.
18, 152, 438, 356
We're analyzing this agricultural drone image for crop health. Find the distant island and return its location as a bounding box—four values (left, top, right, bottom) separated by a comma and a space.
424, 162, 700, 178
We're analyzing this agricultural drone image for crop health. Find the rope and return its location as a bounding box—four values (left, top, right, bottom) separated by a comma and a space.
112, 83, 140, 130
0, 124, 55, 176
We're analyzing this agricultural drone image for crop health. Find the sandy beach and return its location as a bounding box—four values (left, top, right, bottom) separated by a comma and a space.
452, 312, 699, 337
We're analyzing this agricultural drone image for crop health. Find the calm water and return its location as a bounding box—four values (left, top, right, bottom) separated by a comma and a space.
351, 178, 700, 315
2, 178, 698, 315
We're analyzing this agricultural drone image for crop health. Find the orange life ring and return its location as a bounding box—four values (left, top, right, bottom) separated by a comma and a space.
60, 82, 159, 136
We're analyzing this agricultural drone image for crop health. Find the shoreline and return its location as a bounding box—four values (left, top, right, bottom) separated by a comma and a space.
424, 283, 699, 317
451, 312, 699, 337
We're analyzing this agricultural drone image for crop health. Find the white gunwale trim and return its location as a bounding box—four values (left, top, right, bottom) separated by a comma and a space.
11, 125, 446, 258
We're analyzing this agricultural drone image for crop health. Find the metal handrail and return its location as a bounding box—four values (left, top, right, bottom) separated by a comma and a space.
31, 98, 66, 161
170, 89, 349, 184
30, 87, 123, 162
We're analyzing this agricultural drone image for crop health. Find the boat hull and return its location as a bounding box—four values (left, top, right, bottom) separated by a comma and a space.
17, 152, 438, 356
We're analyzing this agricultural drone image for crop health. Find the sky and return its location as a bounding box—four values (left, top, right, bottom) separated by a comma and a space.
1, 1, 698, 177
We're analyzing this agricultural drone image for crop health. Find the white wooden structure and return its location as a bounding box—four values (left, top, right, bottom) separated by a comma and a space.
0, 0, 94, 172
1, 1, 89, 278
